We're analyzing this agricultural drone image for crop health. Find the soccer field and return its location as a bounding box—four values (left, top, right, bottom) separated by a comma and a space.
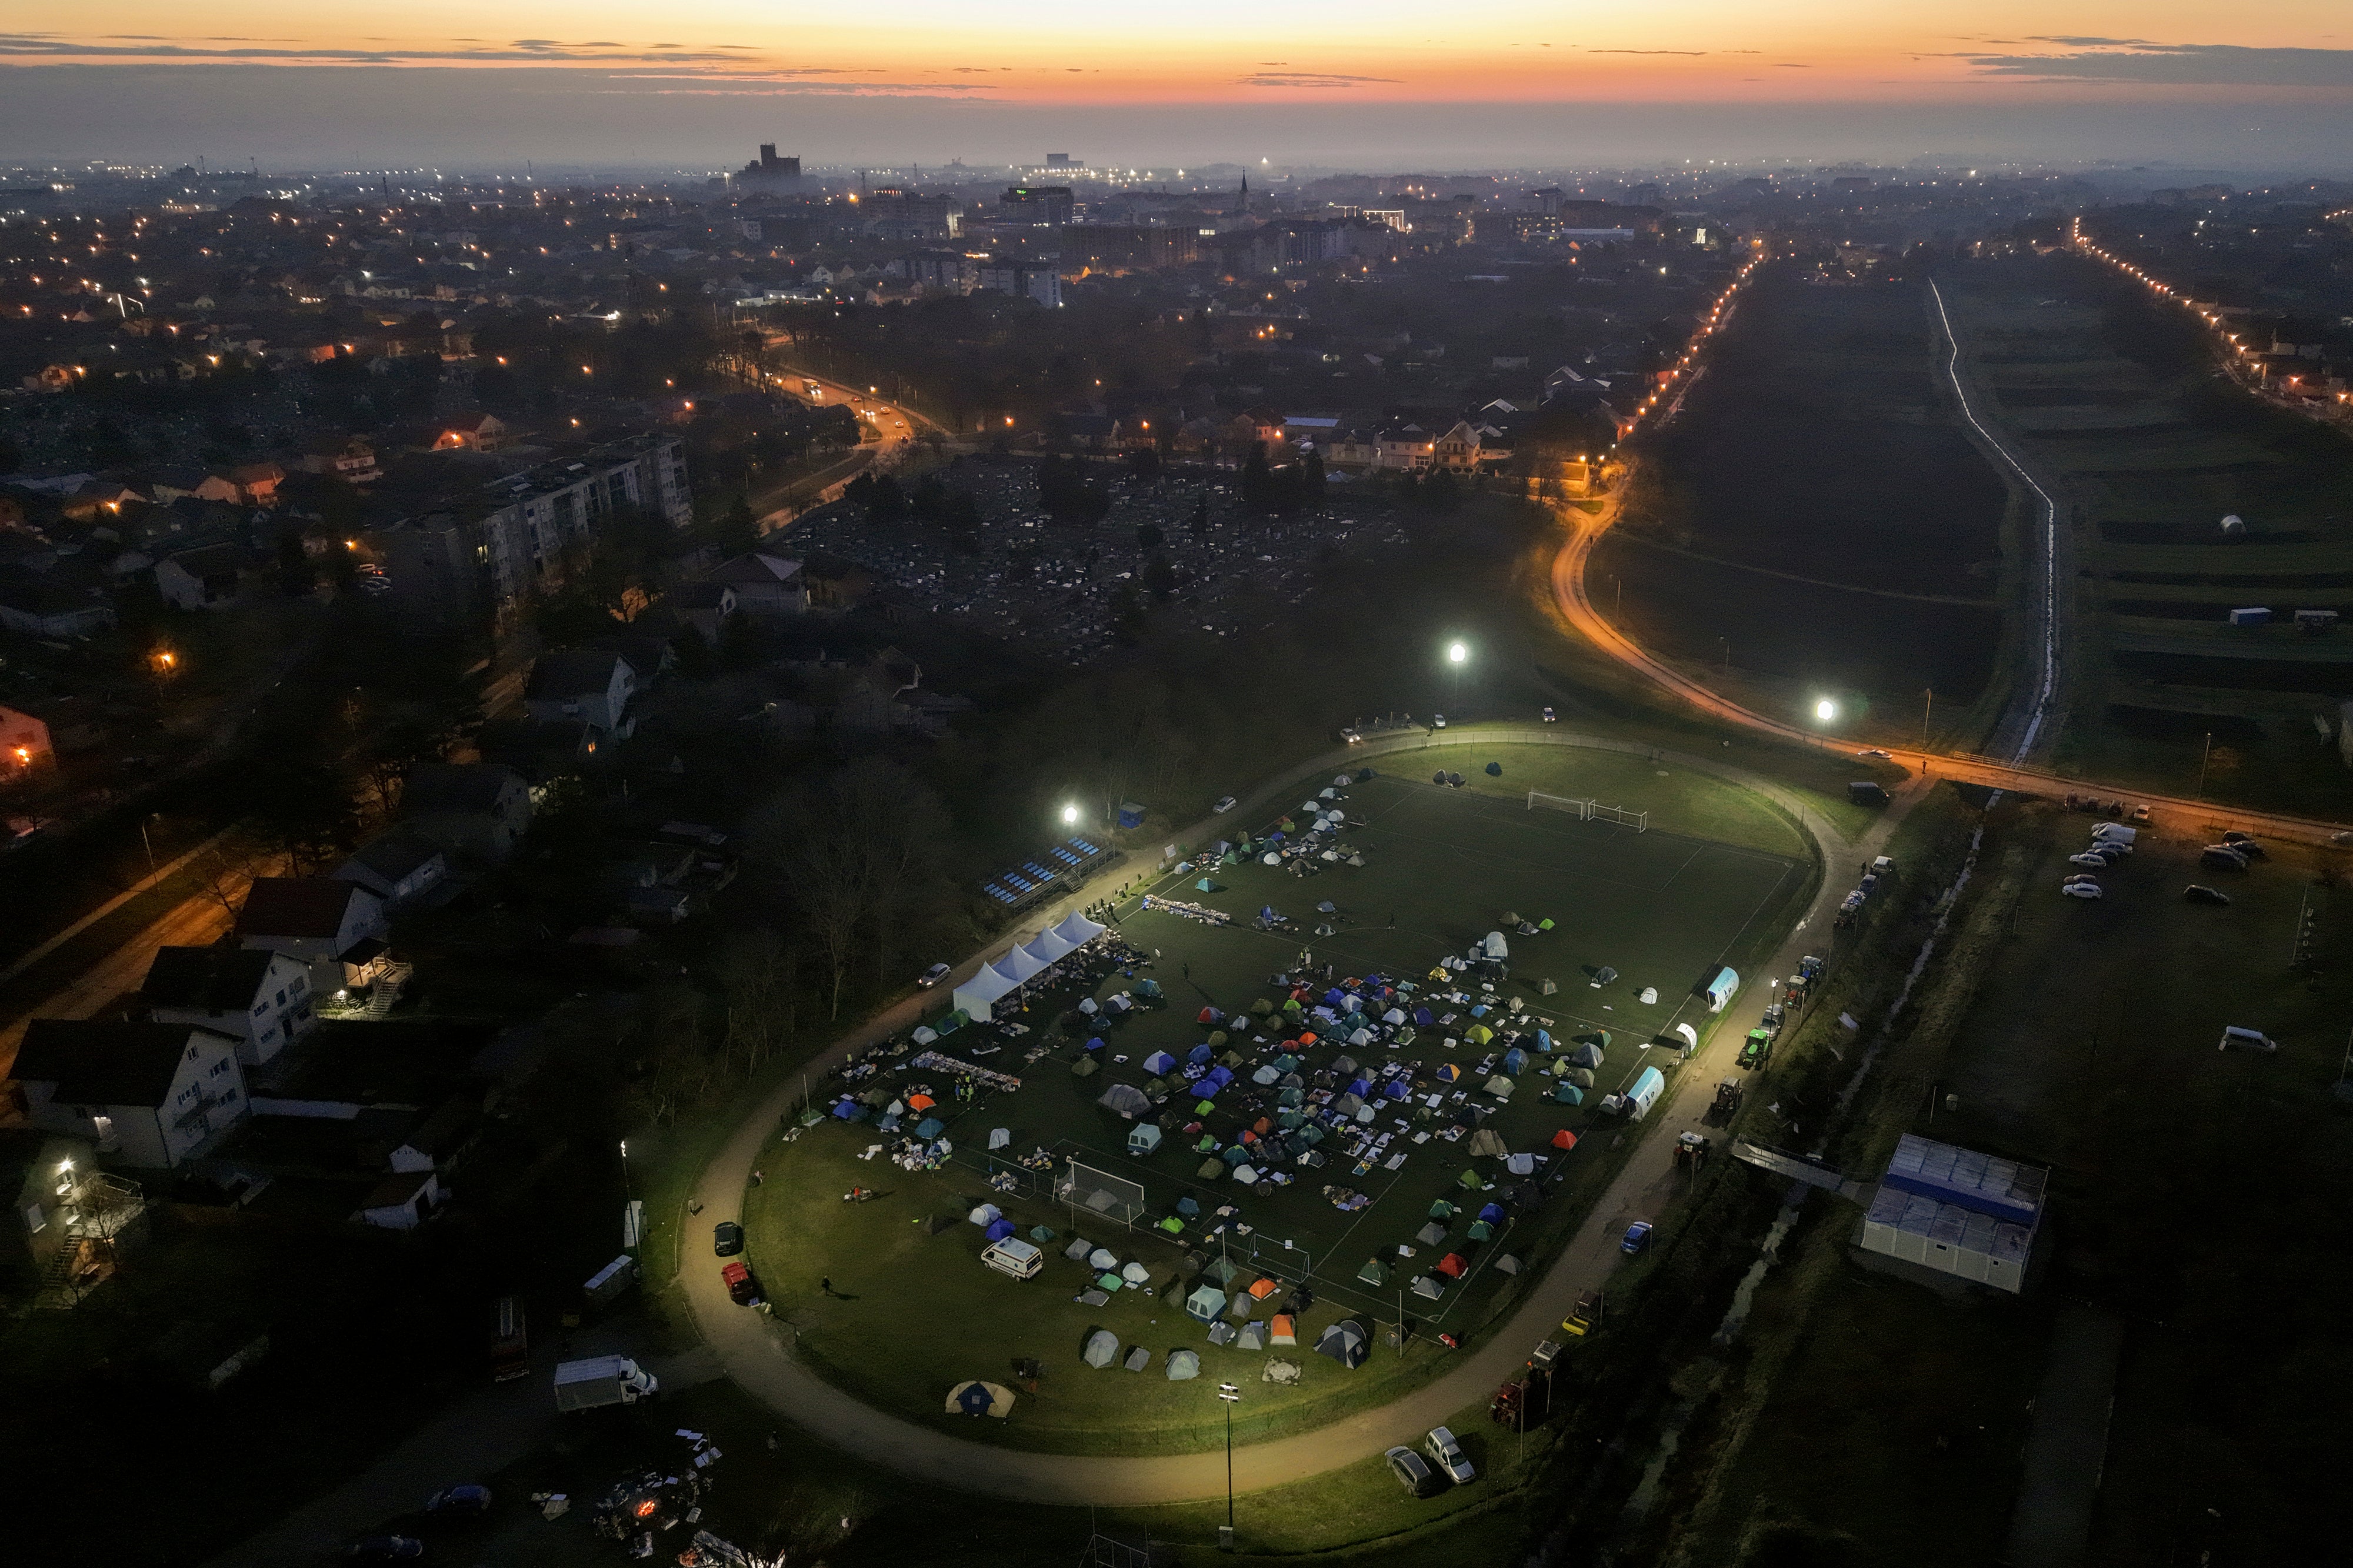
744, 748, 1814, 1450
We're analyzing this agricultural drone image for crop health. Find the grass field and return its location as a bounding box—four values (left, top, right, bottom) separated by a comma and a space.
1598, 266, 2012, 750
1664, 793, 2353, 1564
741, 749, 1812, 1453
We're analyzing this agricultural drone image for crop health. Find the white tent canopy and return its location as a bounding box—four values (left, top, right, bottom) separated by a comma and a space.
1022, 927, 1078, 966
995, 946, 1050, 985
1050, 910, 1108, 948
950, 963, 1020, 1020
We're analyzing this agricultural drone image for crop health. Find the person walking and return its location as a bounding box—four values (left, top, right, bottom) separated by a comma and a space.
819, 1276, 835, 1297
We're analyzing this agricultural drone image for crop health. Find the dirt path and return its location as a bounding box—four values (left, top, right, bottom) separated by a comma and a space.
681, 726, 1906, 1504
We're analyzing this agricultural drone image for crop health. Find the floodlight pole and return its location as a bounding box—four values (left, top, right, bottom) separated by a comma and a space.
1218, 1381, 1241, 1549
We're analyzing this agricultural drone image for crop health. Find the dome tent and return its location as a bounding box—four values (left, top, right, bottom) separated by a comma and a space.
1084, 1329, 1119, 1369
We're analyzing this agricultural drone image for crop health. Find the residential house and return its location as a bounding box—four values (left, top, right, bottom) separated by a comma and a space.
801, 551, 874, 610
1, 1129, 144, 1303
332, 829, 451, 910
432, 412, 509, 453
0, 567, 118, 635
9, 1020, 251, 1169
293, 436, 382, 485
669, 579, 736, 640
524, 649, 637, 740
1, 704, 52, 775
401, 762, 533, 863
140, 946, 315, 1067
711, 551, 808, 615
358, 1169, 443, 1230
235, 877, 389, 995
147, 467, 242, 506
229, 463, 285, 506
155, 543, 252, 610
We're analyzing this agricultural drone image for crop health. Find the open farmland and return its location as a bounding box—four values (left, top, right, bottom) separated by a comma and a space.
741, 750, 1811, 1453
1937, 255, 2353, 812
1597, 266, 2011, 748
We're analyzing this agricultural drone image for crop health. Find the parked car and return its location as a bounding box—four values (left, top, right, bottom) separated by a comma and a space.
2063, 872, 2099, 885
2061, 882, 2103, 900
1541, 706, 1557, 722
2201, 846, 2249, 872
1431, 713, 1447, 729
1425, 1426, 1477, 1484
2184, 885, 2232, 906
721, 1260, 760, 1306
1385, 1446, 1434, 1494
425, 1485, 492, 1516
918, 962, 951, 988
2068, 852, 2110, 869
345, 1540, 424, 1562
2130, 806, 2151, 822
2221, 831, 2265, 859
713, 1220, 744, 1256
2089, 843, 2129, 864
1622, 1220, 1654, 1255
1214, 795, 1238, 812
2333, 831, 2353, 847
1857, 748, 1891, 759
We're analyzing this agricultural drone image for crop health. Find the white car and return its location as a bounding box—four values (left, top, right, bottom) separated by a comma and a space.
1541, 706, 1557, 722
2061, 881, 2103, 899
1213, 796, 1237, 813
1340, 728, 1363, 744
918, 963, 952, 988
2068, 852, 2110, 869
1424, 1426, 1477, 1484
1432, 713, 1447, 730
1857, 748, 1892, 759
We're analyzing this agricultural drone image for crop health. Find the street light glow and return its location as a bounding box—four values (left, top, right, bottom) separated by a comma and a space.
1061, 803, 1080, 825
1447, 642, 1468, 665
1815, 699, 1837, 722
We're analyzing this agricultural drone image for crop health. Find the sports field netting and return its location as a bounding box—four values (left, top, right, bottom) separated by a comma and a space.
1058, 1158, 1146, 1229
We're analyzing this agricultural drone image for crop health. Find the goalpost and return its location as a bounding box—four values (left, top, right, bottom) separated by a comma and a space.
1525, 789, 1647, 832
1059, 1158, 1146, 1231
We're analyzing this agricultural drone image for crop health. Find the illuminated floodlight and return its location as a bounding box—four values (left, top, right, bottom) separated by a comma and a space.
1447, 642, 1469, 665
1061, 803, 1080, 825
1815, 699, 1837, 722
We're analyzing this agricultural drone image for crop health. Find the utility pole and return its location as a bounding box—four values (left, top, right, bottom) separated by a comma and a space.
2197, 730, 2213, 798
1921, 688, 1934, 750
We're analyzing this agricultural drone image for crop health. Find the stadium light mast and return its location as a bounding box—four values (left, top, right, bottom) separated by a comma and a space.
1218, 1381, 1242, 1549
1814, 698, 1837, 723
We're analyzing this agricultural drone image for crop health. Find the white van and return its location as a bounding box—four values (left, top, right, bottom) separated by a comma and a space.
981, 1238, 1044, 1279
2217, 1026, 2277, 1053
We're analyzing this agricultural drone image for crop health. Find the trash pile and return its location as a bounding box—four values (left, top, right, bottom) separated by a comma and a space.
586, 1430, 768, 1563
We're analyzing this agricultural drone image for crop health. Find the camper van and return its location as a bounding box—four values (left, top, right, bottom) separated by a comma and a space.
1625, 1066, 1665, 1120
981, 1237, 1044, 1279
1704, 968, 1739, 1012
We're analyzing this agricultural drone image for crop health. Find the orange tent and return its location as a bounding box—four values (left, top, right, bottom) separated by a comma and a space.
1551, 1129, 1578, 1151
906, 1094, 935, 1112
1248, 1276, 1282, 1300
1269, 1313, 1297, 1345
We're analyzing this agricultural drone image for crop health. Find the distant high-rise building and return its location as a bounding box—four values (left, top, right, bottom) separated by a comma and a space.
739, 145, 802, 185
1045, 152, 1074, 168
1000, 185, 1074, 226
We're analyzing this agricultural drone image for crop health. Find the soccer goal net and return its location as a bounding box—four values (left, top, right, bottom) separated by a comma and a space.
1589, 802, 1649, 832
1527, 789, 1591, 815
1059, 1159, 1146, 1229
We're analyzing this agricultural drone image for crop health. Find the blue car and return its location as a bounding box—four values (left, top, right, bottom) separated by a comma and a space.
1622, 1220, 1654, 1255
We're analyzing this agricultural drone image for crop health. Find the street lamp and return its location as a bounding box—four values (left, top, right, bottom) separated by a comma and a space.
1217, 1380, 1241, 1549
1061, 803, 1080, 826
1815, 698, 1837, 723
619, 1139, 631, 1204
1447, 641, 1467, 665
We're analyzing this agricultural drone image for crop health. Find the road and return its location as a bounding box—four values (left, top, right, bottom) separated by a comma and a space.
745, 363, 933, 532
680, 724, 1892, 1505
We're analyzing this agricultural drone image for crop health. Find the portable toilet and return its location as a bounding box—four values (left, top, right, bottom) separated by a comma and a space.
1705, 967, 1740, 1012
1626, 1066, 1666, 1121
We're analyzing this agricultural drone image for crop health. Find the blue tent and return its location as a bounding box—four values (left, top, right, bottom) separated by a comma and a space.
1144, 1050, 1178, 1076
1188, 1042, 1214, 1065
1382, 1080, 1411, 1102
1485, 761, 1502, 776
1260, 906, 1279, 921
1535, 1029, 1553, 1052
985, 1218, 1016, 1242
1346, 1077, 1372, 1099
1414, 1007, 1435, 1026
1323, 987, 1347, 1008
1503, 1047, 1527, 1075
1478, 1202, 1507, 1225
1201, 1066, 1235, 1092
1086, 1036, 1106, 1052
915, 1116, 946, 1139
1176, 1196, 1201, 1217
1136, 979, 1163, 1000
831, 1099, 862, 1121
955, 1382, 996, 1415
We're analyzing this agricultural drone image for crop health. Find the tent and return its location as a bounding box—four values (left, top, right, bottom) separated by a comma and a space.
1166, 1350, 1201, 1381
1435, 1252, 1468, 1279
1554, 1083, 1585, 1106
1128, 1123, 1163, 1155
1238, 1321, 1268, 1352
949, 956, 1025, 1022
1089, 1247, 1119, 1271
1030, 1225, 1056, 1243
1435, 1063, 1463, 1084
1208, 1321, 1236, 1347
1023, 928, 1079, 966
916, 1117, 946, 1139
1484, 1075, 1515, 1098
1551, 1129, 1579, 1152
1478, 1202, 1508, 1223
1124, 1346, 1151, 1372
1467, 1128, 1509, 1159
1502, 1047, 1527, 1076
1049, 911, 1109, 948
1121, 1261, 1151, 1286
1071, 1058, 1101, 1079
1428, 1199, 1457, 1220
1416, 1222, 1449, 1246
1064, 1237, 1095, 1261
1466, 1024, 1495, 1047
1357, 1257, 1391, 1287
1505, 1153, 1537, 1175
1467, 1220, 1494, 1242
1083, 1330, 1119, 1369
1098, 1083, 1151, 1117
1270, 1313, 1298, 1345
985, 1218, 1016, 1242
1096, 1272, 1125, 1293
1315, 1319, 1370, 1369
1411, 1275, 1444, 1300
1485, 930, 1510, 960
1565, 1067, 1597, 1087
946, 1380, 1016, 1418
988, 1127, 1012, 1151
1495, 1253, 1522, 1276
969, 1203, 1003, 1227
1185, 1285, 1228, 1322
1569, 1042, 1605, 1069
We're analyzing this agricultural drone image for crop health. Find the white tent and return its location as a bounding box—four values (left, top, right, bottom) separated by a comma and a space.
1050, 911, 1109, 948
995, 945, 1051, 985
950, 963, 1020, 1021
1022, 927, 1079, 966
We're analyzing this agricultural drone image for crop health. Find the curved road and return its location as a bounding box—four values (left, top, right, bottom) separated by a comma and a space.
685, 724, 1874, 1504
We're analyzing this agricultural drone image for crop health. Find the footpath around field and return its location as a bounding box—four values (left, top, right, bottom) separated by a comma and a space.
681, 725, 1917, 1503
